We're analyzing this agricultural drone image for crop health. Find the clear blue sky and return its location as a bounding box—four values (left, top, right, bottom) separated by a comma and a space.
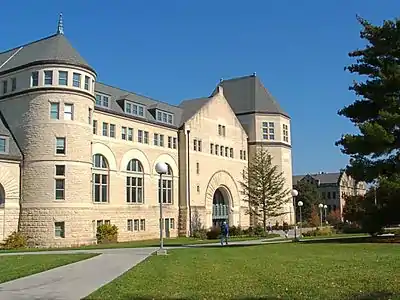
1, 1, 399, 175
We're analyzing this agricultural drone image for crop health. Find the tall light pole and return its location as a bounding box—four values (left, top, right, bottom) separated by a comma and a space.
155, 162, 168, 255
291, 189, 298, 240
318, 203, 323, 227
298, 201, 303, 238
323, 204, 328, 223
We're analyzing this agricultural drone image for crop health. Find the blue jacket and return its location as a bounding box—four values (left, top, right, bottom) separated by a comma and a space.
221, 223, 229, 235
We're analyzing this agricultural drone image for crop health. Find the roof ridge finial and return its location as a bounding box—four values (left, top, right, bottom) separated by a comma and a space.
57, 13, 64, 35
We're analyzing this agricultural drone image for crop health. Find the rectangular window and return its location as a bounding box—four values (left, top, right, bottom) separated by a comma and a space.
158, 179, 173, 204
54, 222, 65, 238
144, 131, 149, 144
105, 220, 111, 225
2, 80, 7, 94
55, 179, 65, 200
102, 123, 108, 136
243, 150, 246, 160
230, 148, 233, 158
84, 76, 90, 90
196, 162, 200, 174
332, 191, 336, 199
127, 128, 133, 141
154, 133, 159, 146
140, 219, 146, 231
55, 165, 65, 176
327, 192, 331, 199
97, 220, 104, 227
225, 147, 228, 157
198, 140, 202, 152
133, 219, 139, 231
44, 70, 53, 85
218, 125, 222, 135
173, 137, 177, 149
11, 78, 16, 91
159, 134, 164, 147
56, 137, 66, 154
283, 124, 289, 142
93, 174, 108, 203
0, 137, 7, 153
210, 143, 214, 154
127, 219, 133, 231
121, 127, 127, 140
220, 146, 223, 156
64, 104, 74, 120
110, 124, 116, 138
222, 125, 226, 136
215, 144, 218, 155
72, 73, 81, 88
88, 108, 92, 124
103, 96, 109, 107
125, 102, 132, 114
193, 139, 197, 151
95, 94, 102, 106
31, 71, 39, 87
168, 136, 172, 148
138, 130, 143, 143
262, 121, 275, 140
156, 110, 173, 124
58, 71, 68, 86
240, 150, 243, 160
93, 120, 98, 134
50, 102, 59, 119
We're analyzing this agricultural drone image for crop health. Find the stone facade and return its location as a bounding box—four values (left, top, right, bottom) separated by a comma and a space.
0, 20, 294, 247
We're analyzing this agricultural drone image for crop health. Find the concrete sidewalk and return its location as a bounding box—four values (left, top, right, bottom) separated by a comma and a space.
0, 247, 157, 300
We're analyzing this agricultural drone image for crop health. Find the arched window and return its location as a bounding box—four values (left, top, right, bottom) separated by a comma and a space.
158, 163, 173, 204
126, 159, 144, 204
0, 184, 5, 206
92, 154, 109, 203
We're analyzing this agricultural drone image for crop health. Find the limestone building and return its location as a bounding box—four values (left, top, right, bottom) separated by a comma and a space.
293, 172, 367, 216
0, 16, 293, 247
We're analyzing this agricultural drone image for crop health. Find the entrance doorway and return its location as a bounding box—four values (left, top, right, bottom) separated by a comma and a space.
164, 218, 171, 238
212, 187, 229, 227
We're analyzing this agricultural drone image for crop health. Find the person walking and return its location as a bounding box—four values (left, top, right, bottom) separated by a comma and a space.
220, 221, 229, 245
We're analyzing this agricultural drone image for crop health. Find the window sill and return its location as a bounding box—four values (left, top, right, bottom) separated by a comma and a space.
126, 202, 145, 205
93, 202, 109, 204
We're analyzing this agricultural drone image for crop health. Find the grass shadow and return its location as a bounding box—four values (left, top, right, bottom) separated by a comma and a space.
300, 236, 400, 245
347, 291, 398, 300
115, 296, 283, 300
184, 243, 265, 249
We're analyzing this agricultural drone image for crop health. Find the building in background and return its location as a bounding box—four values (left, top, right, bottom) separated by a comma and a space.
293, 171, 368, 217
0, 15, 293, 247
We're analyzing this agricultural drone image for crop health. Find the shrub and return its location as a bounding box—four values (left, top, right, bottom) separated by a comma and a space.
253, 224, 265, 236
3, 231, 27, 249
302, 226, 334, 237
336, 222, 365, 234
192, 228, 207, 239
327, 210, 342, 226
229, 225, 243, 237
206, 226, 221, 240
96, 224, 118, 244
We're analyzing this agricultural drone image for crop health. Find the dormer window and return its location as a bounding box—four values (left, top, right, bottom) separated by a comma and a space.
0, 136, 9, 154
95, 93, 110, 108
59, 71, 68, 86
156, 109, 173, 125
124, 101, 145, 117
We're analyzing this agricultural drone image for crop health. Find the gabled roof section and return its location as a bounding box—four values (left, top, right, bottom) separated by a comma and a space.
178, 97, 210, 125
0, 111, 22, 161
214, 74, 289, 117
293, 173, 341, 185
94, 82, 183, 128
0, 33, 94, 75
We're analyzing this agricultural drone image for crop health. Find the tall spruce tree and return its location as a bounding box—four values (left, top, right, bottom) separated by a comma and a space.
336, 16, 400, 183
240, 147, 290, 231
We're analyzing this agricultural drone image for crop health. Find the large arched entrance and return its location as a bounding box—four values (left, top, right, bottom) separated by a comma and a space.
0, 183, 5, 206
212, 187, 230, 226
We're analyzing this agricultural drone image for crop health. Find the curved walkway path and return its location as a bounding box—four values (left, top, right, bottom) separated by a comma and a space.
0, 238, 289, 300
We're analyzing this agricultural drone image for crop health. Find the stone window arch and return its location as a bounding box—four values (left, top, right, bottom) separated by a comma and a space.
126, 159, 144, 204
158, 163, 173, 204
0, 184, 5, 206
92, 154, 109, 203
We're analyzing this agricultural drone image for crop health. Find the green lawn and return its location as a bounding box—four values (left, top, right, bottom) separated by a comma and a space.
0, 253, 98, 284
85, 243, 400, 300
0, 235, 278, 253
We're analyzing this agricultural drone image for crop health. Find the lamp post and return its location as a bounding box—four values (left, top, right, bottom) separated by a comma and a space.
291, 189, 298, 240
323, 204, 328, 223
318, 203, 323, 227
298, 201, 303, 238
155, 162, 168, 255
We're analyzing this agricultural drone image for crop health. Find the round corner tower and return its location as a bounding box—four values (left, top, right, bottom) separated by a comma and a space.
0, 17, 97, 247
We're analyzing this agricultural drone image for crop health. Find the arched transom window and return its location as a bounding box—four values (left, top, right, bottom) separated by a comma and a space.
126, 159, 144, 204
158, 163, 173, 204
92, 154, 109, 203
0, 184, 5, 206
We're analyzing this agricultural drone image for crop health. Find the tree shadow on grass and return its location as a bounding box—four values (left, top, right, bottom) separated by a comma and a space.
346, 291, 398, 300
117, 296, 283, 300
185, 243, 265, 249
300, 236, 400, 245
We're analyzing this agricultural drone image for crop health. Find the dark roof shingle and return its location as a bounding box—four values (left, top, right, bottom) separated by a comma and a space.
0, 112, 22, 160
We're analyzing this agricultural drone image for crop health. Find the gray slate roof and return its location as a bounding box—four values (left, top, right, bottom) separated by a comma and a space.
0, 112, 22, 160
214, 75, 288, 117
293, 173, 341, 185
94, 83, 184, 128
0, 33, 92, 74
178, 97, 210, 124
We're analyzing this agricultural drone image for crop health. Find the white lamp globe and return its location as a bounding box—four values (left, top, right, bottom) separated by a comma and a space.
318, 203, 324, 208
291, 189, 298, 197
324, 204, 328, 209
155, 162, 168, 175
297, 201, 303, 207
